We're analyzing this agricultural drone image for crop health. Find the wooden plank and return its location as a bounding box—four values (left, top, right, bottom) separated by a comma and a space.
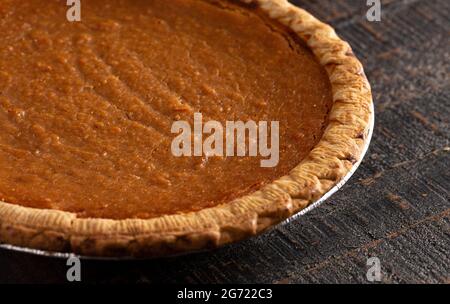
0, 0, 449, 283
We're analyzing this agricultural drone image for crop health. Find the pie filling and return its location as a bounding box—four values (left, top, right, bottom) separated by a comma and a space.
0, 0, 333, 220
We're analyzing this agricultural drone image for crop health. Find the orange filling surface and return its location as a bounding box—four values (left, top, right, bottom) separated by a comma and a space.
0, 0, 333, 219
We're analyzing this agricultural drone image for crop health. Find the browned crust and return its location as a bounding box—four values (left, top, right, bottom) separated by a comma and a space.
0, 0, 373, 257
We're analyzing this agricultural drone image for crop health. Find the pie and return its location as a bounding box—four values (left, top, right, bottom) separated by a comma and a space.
0, 0, 373, 257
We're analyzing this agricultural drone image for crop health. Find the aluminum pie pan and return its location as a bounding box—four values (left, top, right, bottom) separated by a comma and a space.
0, 103, 375, 260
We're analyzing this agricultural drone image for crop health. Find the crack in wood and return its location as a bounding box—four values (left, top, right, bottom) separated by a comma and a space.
298, 208, 450, 277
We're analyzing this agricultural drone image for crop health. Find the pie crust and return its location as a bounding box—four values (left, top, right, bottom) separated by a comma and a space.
0, 0, 373, 257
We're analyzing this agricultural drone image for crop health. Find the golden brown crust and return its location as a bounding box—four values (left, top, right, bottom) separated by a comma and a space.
0, 0, 373, 257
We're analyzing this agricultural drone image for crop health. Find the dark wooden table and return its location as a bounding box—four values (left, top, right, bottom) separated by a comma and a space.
0, 0, 448, 284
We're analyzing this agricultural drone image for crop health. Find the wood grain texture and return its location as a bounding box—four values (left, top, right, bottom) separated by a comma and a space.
0, 0, 448, 283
